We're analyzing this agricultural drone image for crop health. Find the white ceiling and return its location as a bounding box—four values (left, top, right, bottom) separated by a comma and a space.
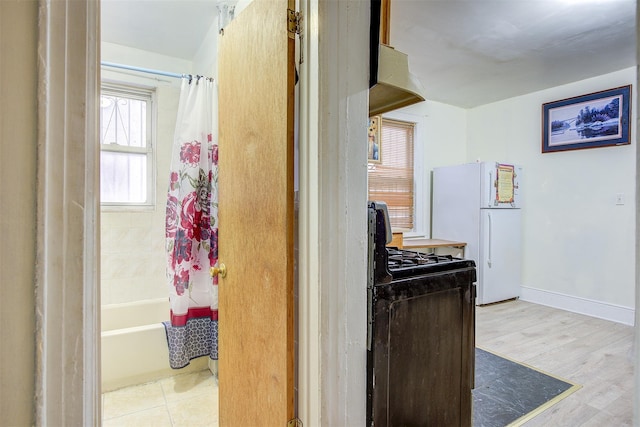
101, 0, 637, 108
392, 0, 636, 107
101, 0, 219, 60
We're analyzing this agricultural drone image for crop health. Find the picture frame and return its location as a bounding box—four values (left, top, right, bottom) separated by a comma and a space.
368, 115, 382, 163
542, 85, 631, 153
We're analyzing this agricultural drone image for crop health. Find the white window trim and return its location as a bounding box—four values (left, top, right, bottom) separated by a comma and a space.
100, 82, 157, 210
380, 110, 427, 239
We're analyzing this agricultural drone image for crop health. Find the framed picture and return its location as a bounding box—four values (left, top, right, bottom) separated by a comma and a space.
368, 116, 382, 163
542, 85, 631, 153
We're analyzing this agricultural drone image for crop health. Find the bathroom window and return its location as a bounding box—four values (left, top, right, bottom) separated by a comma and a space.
368, 118, 415, 230
100, 84, 155, 208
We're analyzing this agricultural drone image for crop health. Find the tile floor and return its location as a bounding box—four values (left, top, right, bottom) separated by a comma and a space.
102, 369, 218, 427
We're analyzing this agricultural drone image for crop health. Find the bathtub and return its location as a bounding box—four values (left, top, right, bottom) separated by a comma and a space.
101, 298, 210, 392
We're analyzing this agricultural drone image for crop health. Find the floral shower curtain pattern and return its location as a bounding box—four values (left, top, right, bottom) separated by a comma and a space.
163, 76, 219, 369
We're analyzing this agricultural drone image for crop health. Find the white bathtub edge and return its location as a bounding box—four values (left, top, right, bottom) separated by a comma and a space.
101, 300, 212, 392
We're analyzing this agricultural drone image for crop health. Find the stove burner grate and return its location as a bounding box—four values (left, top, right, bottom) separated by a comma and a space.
386, 248, 455, 269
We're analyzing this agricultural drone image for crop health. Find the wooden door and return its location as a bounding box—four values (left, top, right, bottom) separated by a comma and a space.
217, 0, 296, 425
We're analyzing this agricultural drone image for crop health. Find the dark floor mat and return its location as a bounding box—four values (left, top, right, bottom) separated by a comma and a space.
473, 348, 580, 427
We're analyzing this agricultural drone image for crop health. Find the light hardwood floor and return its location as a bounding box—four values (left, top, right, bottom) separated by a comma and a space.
476, 300, 635, 426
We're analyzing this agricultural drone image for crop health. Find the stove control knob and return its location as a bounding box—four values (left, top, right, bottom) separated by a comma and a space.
210, 263, 227, 279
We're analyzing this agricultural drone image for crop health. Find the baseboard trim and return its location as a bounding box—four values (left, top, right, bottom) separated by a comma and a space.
520, 286, 635, 326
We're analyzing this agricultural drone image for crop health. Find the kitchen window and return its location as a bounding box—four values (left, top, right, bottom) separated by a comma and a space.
99, 84, 155, 208
368, 118, 415, 230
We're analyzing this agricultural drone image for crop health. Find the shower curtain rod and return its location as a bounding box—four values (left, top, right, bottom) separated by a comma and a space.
101, 61, 185, 78
101, 61, 213, 81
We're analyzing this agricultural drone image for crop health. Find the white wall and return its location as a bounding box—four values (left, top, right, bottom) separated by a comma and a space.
0, 1, 38, 424
102, 42, 192, 82
467, 68, 636, 322
100, 43, 213, 305
192, 20, 219, 77
387, 100, 468, 238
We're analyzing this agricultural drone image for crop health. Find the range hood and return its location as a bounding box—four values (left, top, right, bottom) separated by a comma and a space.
369, 44, 426, 116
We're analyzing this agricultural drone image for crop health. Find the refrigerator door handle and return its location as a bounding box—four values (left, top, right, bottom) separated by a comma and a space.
487, 213, 492, 268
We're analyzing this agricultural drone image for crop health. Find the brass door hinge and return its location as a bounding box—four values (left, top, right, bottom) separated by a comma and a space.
287, 9, 304, 64
287, 9, 302, 38
287, 418, 303, 427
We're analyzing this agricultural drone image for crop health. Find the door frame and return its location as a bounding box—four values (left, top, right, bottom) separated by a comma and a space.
34, 0, 371, 425
297, 0, 370, 425
34, 0, 101, 425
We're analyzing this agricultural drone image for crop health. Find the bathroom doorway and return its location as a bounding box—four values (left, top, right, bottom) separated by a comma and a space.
100, 0, 298, 424
100, 2, 221, 423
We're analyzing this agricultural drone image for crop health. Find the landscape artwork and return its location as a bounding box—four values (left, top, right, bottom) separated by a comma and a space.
542, 85, 631, 153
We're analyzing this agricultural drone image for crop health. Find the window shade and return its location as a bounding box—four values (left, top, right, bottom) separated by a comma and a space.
368, 118, 414, 230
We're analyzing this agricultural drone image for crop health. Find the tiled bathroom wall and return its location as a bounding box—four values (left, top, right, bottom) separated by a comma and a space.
101, 84, 180, 305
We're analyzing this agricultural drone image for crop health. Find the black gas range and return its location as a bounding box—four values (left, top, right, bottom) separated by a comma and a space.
367, 201, 477, 427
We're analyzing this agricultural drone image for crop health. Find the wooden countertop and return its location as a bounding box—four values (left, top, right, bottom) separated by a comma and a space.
401, 238, 467, 249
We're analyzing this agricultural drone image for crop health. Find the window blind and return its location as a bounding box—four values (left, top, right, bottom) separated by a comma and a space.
368, 118, 415, 230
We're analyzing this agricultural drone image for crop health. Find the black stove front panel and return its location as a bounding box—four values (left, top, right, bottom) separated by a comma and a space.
366, 266, 476, 427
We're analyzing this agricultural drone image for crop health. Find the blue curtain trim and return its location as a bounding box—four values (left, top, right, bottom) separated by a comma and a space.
163, 317, 219, 369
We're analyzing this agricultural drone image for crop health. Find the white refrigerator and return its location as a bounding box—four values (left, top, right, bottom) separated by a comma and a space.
431, 162, 523, 305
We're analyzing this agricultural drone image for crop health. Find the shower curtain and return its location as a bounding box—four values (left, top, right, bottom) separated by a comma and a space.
163, 76, 219, 369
